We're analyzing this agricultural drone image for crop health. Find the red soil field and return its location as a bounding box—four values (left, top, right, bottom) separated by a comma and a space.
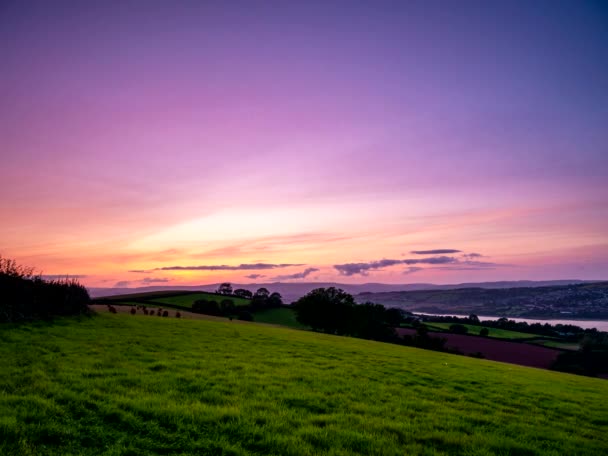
395, 328, 561, 369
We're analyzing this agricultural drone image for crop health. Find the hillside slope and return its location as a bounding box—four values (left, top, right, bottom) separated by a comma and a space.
1, 315, 607, 455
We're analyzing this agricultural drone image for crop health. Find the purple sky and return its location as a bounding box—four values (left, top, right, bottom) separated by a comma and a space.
1, 1, 607, 287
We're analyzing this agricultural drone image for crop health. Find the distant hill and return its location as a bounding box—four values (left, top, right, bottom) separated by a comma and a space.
89, 279, 597, 303
357, 281, 608, 319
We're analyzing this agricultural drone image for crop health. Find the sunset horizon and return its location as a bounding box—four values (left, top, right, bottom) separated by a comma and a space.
2, 1, 607, 290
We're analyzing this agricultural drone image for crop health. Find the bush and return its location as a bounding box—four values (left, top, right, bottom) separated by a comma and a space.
192, 299, 221, 316
480, 327, 489, 337
0, 256, 90, 322
449, 324, 469, 334
237, 311, 254, 321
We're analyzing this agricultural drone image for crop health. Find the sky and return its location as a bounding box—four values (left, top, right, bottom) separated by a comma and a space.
1, 0, 607, 288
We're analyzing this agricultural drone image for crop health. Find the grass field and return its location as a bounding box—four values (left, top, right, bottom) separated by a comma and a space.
252, 307, 309, 330
149, 292, 250, 308
426, 322, 542, 339
532, 340, 580, 351
1, 314, 607, 455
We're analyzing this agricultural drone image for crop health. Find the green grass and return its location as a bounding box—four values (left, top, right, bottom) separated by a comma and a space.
426, 322, 543, 339
532, 340, 580, 351
150, 292, 250, 308
1, 314, 607, 455
253, 307, 309, 330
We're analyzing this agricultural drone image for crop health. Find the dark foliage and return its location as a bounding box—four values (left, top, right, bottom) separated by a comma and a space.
400, 325, 448, 351
251, 288, 270, 309
220, 299, 235, 315
551, 333, 608, 377
0, 256, 90, 322
293, 288, 398, 342
237, 310, 254, 321
480, 327, 490, 337
449, 324, 469, 334
293, 287, 355, 334
233, 288, 253, 299
216, 282, 233, 295
268, 292, 283, 308
192, 299, 222, 316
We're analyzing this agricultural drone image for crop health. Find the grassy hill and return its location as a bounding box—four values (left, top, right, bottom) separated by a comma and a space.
97, 290, 251, 309
425, 322, 545, 340
1, 314, 607, 455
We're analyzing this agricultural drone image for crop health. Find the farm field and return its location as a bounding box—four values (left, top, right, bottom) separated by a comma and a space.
425, 322, 542, 340
252, 307, 309, 329
149, 292, 250, 308
1, 314, 607, 455
396, 328, 561, 369
98, 290, 251, 309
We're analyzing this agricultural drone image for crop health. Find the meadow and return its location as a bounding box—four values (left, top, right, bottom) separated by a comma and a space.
99, 291, 250, 310
252, 307, 309, 329
425, 322, 543, 340
1, 314, 607, 455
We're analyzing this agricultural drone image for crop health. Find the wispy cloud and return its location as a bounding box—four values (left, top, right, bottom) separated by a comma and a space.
114, 281, 132, 288
334, 256, 457, 276
410, 249, 461, 255
141, 277, 171, 283
128, 269, 152, 273
274, 267, 320, 281
156, 263, 304, 271
403, 267, 423, 275
245, 274, 265, 279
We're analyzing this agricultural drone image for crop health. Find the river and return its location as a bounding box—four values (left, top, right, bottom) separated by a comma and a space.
417, 313, 608, 332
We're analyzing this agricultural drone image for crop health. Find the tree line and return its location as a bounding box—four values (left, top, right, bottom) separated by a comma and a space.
191, 283, 284, 320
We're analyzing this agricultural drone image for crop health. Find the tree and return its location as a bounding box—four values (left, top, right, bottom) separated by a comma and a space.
292, 287, 355, 334
480, 327, 490, 337
449, 324, 469, 334
217, 283, 233, 295
252, 287, 270, 309
385, 307, 405, 327
468, 314, 480, 324
268, 292, 283, 308
192, 299, 221, 316
233, 288, 253, 299
220, 299, 235, 315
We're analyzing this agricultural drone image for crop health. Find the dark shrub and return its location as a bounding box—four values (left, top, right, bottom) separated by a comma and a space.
130, 308, 136, 315
480, 327, 490, 337
176, 312, 181, 318
192, 299, 221, 316
237, 311, 253, 321
449, 324, 469, 334
162, 310, 169, 317
0, 256, 90, 322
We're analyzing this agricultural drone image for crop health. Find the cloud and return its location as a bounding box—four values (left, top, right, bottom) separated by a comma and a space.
462, 252, 483, 261
41, 274, 87, 280
128, 269, 152, 273
114, 281, 132, 287
334, 256, 459, 276
402, 256, 457, 265
274, 267, 320, 281
403, 267, 423, 275
156, 263, 303, 271
411, 249, 461, 255
245, 274, 265, 279
141, 277, 171, 283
